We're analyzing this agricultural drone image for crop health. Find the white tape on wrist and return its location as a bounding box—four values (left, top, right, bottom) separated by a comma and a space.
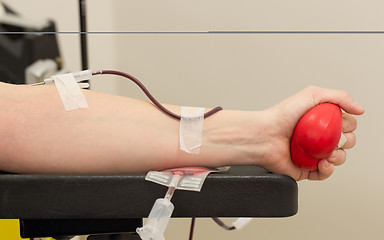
179, 106, 205, 154
52, 73, 89, 111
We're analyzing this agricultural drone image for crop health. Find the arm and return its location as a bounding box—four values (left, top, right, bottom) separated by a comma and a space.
0, 83, 265, 174
0, 83, 364, 180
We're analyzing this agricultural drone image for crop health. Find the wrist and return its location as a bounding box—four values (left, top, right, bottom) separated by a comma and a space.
201, 109, 271, 167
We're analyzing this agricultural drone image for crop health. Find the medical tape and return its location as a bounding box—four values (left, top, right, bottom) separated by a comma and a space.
52, 73, 89, 111
179, 106, 205, 154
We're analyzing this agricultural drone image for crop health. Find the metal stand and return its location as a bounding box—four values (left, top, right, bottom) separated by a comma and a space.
79, 0, 88, 71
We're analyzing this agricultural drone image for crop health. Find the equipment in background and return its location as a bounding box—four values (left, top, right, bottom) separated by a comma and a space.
0, 2, 61, 84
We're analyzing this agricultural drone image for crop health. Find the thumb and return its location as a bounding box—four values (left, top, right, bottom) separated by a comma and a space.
310, 86, 365, 115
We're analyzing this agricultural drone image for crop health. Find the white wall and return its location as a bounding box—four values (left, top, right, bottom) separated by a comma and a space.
5, 1, 384, 239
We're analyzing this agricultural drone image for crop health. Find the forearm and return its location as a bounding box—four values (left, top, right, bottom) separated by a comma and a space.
0, 83, 267, 174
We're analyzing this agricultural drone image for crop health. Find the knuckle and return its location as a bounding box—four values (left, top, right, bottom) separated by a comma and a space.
306, 85, 319, 93
338, 150, 347, 165
339, 90, 350, 99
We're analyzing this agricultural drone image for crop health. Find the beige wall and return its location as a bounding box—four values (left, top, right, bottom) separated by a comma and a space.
6, 1, 384, 239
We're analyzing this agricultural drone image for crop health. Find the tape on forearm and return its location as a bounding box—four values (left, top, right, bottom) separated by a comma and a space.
52, 73, 89, 111
179, 106, 205, 154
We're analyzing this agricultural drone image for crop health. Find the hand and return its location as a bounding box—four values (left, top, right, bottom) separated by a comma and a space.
260, 86, 364, 181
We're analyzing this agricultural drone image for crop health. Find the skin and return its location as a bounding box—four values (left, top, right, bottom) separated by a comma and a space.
0, 83, 364, 180
259, 86, 364, 180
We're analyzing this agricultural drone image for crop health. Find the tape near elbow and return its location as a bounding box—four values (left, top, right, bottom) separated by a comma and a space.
179, 106, 205, 154
52, 73, 89, 111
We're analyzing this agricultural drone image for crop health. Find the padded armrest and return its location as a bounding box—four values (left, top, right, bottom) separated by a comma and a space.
0, 166, 297, 219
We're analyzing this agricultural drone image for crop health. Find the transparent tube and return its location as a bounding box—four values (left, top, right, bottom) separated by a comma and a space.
137, 198, 174, 240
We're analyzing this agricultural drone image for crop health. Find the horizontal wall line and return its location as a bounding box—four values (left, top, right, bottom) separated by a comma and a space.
0, 31, 384, 35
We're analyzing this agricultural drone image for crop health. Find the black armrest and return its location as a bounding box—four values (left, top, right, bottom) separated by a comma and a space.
0, 166, 297, 219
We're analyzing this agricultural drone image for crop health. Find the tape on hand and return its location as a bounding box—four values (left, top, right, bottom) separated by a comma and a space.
52, 73, 89, 111
179, 106, 205, 154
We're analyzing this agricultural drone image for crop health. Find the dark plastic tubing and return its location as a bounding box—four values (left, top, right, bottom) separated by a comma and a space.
92, 70, 223, 120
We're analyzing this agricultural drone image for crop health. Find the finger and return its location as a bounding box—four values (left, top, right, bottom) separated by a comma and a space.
308, 159, 335, 181
340, 133, 356, 149
327, 149, 346, 166
296, 170, 310, 181
284, 163, 307, 182
342, 112, 358, 132
310, 86, 365, 115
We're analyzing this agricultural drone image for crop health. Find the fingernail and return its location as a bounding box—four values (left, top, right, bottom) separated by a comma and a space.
355, 103, 365, 114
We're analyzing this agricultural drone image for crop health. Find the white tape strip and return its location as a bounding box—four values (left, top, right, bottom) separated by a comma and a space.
179, 106, 205, 154
52, 73, 88, 111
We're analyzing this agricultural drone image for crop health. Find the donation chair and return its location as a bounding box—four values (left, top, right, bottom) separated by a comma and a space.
0, 166, 297, 239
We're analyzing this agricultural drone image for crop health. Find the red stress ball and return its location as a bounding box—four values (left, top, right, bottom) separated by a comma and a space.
290, 103, 342, 171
